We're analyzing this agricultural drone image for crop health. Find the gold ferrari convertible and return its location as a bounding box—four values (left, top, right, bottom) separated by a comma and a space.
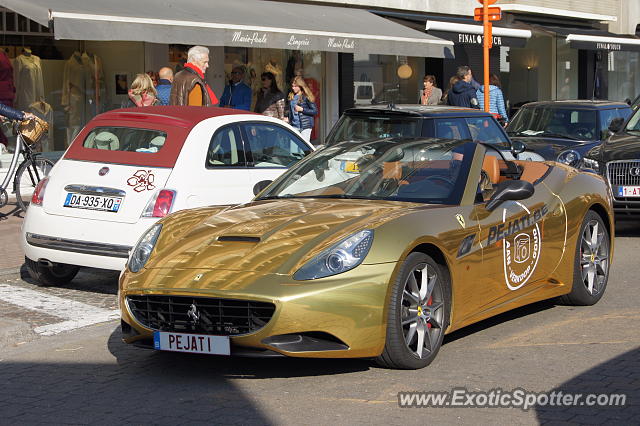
119, 139, 613, 369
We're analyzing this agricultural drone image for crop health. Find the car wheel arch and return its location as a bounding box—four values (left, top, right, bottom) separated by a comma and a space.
588, 202, 612, 240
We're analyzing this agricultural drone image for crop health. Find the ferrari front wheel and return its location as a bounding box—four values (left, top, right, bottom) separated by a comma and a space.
377, 252, 450, 369
559, 210, 610, 306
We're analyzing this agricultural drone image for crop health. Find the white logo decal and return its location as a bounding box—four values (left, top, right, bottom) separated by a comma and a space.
504, 225, 541, 291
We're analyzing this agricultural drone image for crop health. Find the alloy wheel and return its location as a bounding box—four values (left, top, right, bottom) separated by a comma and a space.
400, 263, 445, 359
580, 219, 609, 296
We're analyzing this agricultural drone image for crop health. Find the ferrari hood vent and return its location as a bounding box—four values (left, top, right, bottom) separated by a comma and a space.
217, 236, 261, 243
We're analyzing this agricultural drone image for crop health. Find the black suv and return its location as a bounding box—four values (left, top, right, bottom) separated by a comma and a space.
584, 106, 640, 216
325, 105, 535, 158
506, 100, 631, 168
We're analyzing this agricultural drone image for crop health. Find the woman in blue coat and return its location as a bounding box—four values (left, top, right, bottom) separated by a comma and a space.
285, 76, 317, 143
476, 74, 509, 125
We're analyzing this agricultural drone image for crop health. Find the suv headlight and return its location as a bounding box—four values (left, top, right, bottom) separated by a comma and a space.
293, 230, 374, 280
581, 157, 601, 173
557, 150, 581, 167
128, 223, 162, 273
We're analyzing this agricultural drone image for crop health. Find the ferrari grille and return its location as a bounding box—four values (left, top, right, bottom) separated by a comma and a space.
126, 295, 275, 336
607, 161, 640, 187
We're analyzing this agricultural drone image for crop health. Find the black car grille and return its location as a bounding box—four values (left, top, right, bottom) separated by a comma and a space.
126, 295, 275, 336
607, 161, 640, 187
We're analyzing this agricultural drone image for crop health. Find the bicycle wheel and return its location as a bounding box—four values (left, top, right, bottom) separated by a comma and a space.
14, 156, 54, 211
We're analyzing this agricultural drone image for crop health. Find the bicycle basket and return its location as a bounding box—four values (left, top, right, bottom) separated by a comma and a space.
19, 116, 49, 146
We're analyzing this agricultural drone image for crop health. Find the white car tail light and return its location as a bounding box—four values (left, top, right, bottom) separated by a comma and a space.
141, 189, 176, 218
31, 177, 49, 206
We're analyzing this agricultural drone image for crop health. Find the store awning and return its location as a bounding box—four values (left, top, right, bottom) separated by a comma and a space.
425, 21, 532, 48
0, 0, 453, 58
539, 26, 640, 52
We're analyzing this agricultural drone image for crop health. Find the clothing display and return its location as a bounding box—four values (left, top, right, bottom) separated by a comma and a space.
264, 60, 284, 95
27, 100, 54, 152
61, 51, 105, 143
13, 51, 44, 111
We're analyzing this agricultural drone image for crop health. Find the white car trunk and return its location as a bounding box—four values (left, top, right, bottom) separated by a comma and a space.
43, 159, 172, 224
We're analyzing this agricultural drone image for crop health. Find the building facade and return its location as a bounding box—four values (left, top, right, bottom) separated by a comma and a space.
0, 0, 638, 152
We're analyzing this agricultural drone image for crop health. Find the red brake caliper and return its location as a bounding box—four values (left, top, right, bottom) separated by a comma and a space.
427, 296, 433, 329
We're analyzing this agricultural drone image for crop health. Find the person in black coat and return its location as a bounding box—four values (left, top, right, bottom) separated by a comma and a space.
447, 66, 480, 109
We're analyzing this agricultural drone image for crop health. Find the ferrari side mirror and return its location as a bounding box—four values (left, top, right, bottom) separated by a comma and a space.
253, 180, 273, 196
486, 180, 535, 211
511, 140, 526, 155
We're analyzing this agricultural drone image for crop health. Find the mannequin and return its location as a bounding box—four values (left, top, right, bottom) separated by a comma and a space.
62, 50, 105, 145
264, 58, 284, 94
13, 47, 44, 111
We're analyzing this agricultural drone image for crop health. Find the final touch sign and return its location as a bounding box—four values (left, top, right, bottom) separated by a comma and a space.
458, 33, 504, 46
229, 31, 357, 52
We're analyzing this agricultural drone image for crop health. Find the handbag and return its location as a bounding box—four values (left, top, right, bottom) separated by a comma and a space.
19, 116, 49, 147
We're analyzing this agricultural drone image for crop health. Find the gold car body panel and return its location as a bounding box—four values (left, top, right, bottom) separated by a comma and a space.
120, 147, 615, 358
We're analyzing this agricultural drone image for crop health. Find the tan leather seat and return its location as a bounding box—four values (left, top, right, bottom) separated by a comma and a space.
482, 155, 500, 185
383, 161, 403, 180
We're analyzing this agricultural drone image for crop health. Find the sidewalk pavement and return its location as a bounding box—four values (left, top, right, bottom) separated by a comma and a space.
0, 202, 25, 272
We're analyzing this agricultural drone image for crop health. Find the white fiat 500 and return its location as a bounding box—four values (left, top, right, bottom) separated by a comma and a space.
23, 106, 314, 285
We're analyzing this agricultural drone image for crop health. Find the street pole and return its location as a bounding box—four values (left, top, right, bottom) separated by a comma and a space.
475, 0, 500, 113
483, 1, 491, 112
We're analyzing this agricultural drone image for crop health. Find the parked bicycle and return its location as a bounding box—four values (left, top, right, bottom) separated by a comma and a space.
0, 118, 54, 212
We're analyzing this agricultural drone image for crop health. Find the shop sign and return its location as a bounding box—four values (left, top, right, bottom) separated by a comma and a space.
326, 37, 356, 50
458, 33, 503, 46
287, 35, 312, 49
595, 42, 622, 51
231, 31, 269, 46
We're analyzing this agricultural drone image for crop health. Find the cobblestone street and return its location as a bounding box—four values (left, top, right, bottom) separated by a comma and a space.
0, 221, 638, 424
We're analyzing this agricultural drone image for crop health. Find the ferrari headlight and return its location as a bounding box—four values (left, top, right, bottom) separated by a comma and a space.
581, 157, 601, 173
128, 223, 162, 273
557, 150, 581, 167
293, 230, 374, 280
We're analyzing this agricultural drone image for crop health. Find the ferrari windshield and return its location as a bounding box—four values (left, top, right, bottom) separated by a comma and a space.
507, 106, 597, 141
257, 139, 475, 204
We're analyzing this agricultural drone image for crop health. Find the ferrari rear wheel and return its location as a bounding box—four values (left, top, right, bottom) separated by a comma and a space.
559, 210, 610, 306
377, 252, 450, 369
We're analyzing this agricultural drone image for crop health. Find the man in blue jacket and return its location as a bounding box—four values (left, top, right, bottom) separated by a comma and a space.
219, 66, 252, 111
156, 67, 173, 106
447, 66, 480, 109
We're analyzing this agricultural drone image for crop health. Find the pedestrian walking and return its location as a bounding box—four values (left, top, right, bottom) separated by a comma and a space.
219, 66, 252, 111
121, 74, 158, 108
419, 75, 442, 106
440, 75, 460, 105
477, 73, 509, 125
156, 67, 173, 106
254, 72, 285, 120
169, 45, 218, 106
285, 76, 317, 143
447, 66, 480, 108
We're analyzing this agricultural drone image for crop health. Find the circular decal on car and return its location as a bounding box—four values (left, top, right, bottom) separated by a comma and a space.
485, 203, 547, 291
504, 225, 541, 291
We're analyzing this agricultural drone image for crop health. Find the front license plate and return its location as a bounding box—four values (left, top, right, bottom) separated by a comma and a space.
153, 331, 230, 355
63, 192, 123, 212
617, 186, 640, 197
